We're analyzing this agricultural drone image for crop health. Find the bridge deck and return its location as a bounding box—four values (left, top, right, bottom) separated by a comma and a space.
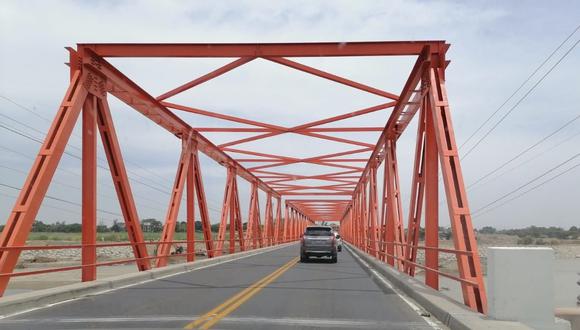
1, 244, 438, 329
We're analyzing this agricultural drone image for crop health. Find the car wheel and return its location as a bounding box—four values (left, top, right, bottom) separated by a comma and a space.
300, 254, 307, 263
331, 254, 338, 263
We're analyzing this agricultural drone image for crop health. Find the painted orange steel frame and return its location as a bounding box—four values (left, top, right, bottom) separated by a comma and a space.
0, 41, 486, 314
214, 166, 245, 256
340, 45, 486, 313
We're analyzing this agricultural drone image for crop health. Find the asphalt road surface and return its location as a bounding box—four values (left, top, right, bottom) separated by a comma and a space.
0, 244, 440, 329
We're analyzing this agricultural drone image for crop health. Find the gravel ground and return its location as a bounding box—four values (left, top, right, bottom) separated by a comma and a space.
412, 234, 580, 276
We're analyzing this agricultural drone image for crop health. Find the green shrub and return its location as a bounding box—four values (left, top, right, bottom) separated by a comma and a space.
535, 238, 548, 245
517, 236, 534, 245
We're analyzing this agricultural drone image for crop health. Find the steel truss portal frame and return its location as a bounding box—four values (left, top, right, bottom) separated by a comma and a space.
0, 41, 486, 313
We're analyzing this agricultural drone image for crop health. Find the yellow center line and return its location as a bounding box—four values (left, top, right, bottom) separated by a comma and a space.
184, 257, 299, 329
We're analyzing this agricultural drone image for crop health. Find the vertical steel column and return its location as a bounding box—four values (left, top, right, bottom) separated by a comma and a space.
382, 138, 406, 269
245, 185, 254, 248
96, 97, 150, 271
294, 211, 299, 240
404, 107, 426, 275
367, 164, 378, 257
283, 204, 290, 242
288, 209, 294, 241
293, 210, 298, 240
264, 193, 273, 246
228, 170, 236, 253
424, 93, 439, 290
215, 166, 234, 256
156, 132, 194, 267
82, 94, 97, 281
246, 182, 263, 249
361, 179, 368, 252
428, 66, 486, 313
293, 209, 297, 240
353, 191, 360, 248
273, 197, 282, 244
191, 147, 215, 258
186, 150, 195, 262
345, 209, 352, 242
232, 173, 245, 252
0, 71, 88, 296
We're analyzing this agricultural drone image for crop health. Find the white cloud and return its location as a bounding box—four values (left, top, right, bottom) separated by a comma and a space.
0, 0, 579, 229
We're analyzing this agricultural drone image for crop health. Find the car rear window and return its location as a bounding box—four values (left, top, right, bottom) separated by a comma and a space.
305, 228, 332, 236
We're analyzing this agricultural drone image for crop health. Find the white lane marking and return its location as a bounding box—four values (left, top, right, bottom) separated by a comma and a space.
346, 245, 443, 329
0, 244, 295, 320
1, 315, 434, 329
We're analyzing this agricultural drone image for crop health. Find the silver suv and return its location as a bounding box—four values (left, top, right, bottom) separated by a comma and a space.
300, 226, 337, 263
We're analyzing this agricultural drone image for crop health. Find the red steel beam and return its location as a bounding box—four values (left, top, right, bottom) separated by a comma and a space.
156, 132, 194, 267
236, 158, 368, 162
79, 41, 449, 57
227, 147, 372, 172
96, 97, 151, 271
81, 95, 97, 282
281, 192, 352, 196
75, 47, 279, 199
156, 57, 256, 101
192, 127, 383, 132
265, 57, 399, 100
163, 102, 393, 149
343, 46, 432, 218
214, 102, 396, 148
0, 71, 88, 296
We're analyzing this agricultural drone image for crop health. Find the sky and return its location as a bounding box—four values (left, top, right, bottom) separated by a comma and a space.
0, 0, 579, 230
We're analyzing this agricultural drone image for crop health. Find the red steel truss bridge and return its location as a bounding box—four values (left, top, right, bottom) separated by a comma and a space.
0, 41, 488, 328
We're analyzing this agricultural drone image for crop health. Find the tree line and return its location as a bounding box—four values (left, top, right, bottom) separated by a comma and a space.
477, 225, 579, 240
0, 219, 247, 234
0, 222, 578, 240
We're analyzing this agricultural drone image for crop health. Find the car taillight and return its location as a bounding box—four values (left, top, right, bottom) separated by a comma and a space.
331, 236, 336, 247
300, 237, 305, 245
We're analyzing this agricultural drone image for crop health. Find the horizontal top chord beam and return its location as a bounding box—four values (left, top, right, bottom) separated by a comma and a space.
78, 41, 449, 58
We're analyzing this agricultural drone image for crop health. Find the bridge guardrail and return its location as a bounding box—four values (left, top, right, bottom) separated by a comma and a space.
0, 238, 298, 281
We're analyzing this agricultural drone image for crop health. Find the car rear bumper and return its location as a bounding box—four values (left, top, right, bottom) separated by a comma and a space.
301, 248, 337, 256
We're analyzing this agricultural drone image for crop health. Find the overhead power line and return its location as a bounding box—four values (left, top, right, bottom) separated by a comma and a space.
472, 152, 580, 216
1, 94, 274, 222
0, 182, 122, 217
0, 143, 168, 210
0, 93, 173, 189
459, 23, 580, 151
469, 128, 580, 192
0, 163, 174, 215
473, 161, 580, 219
0, 120, 171, 195
467, 113, 580, 189
0, 98, 228, 217
461, 37, 580, 160
0, 190, 117, 223
0, 139, 222, 216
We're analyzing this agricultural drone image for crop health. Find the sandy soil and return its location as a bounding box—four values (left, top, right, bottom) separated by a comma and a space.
414, 234, 580, 276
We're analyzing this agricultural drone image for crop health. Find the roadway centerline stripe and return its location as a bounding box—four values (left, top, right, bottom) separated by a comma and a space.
184, 257, 296, 328
184, 256, 299, 329
199, 258, 299, 329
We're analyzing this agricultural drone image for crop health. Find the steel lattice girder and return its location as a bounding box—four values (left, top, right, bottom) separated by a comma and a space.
0, 41, 487, 314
